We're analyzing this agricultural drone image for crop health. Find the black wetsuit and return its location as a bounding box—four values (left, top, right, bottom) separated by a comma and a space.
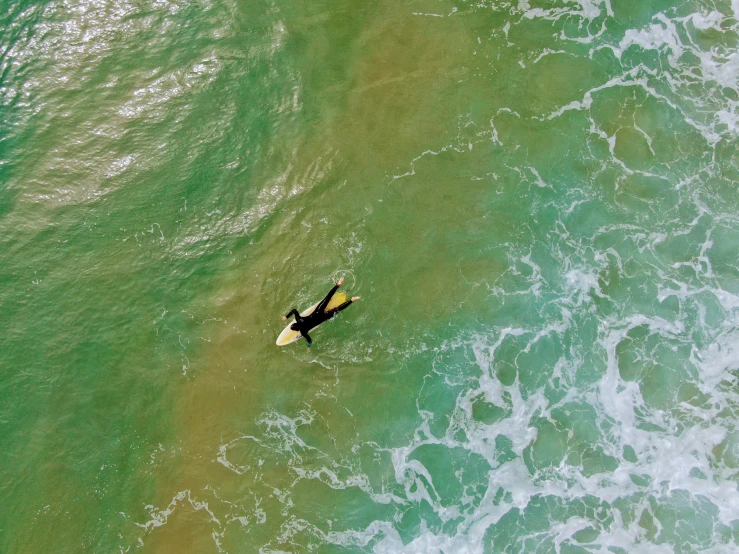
285, 283, 353, 345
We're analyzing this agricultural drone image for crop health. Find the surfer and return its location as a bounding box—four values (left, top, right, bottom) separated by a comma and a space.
282, 277, 361, 346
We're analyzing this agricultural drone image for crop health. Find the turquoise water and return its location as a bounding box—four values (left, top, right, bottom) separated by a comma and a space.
2, 0, 739, 552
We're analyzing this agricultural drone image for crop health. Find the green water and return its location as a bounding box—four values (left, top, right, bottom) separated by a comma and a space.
2, 0, 739, 552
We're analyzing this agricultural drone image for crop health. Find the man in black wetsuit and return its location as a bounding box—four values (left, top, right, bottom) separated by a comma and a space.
282, 277, 360, 347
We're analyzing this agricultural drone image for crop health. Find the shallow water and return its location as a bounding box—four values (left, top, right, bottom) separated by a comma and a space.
2, 0, 739, 552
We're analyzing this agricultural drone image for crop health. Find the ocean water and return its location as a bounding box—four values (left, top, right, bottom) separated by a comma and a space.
1, 0, 739, 552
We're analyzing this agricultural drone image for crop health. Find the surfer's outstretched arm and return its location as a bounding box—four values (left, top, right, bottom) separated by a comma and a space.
284, 308, 302, 322
301, 330, 312, 345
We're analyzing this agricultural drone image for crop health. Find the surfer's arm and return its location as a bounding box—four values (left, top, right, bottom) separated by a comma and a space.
284, 308, 302, 321
300, 330, 312, 345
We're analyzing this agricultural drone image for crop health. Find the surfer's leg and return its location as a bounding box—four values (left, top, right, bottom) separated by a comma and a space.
316, 283, 340, 314
326, 296, 361, 316
325, 300, 352, 316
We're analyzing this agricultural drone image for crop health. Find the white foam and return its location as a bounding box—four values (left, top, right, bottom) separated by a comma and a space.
128, 4, 739, 551
616, 15, 684, 65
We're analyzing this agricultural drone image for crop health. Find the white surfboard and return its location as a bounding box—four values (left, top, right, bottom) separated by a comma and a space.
276, 292, 347, 346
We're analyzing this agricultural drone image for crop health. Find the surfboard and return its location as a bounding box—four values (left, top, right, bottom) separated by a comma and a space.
276, 292, 347, 346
